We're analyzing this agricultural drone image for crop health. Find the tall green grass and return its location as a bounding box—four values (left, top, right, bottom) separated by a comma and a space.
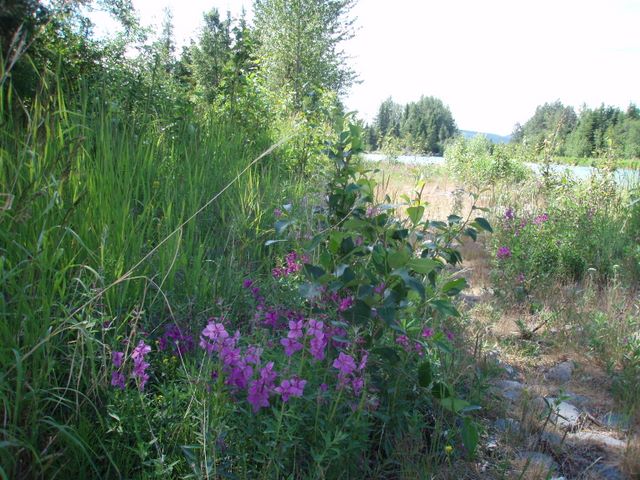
0, 72, 301, 477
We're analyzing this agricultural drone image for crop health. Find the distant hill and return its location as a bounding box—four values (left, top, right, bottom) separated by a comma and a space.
460, 130, 511, 144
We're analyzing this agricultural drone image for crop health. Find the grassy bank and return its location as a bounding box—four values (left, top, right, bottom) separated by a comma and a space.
0, 75, 310, 477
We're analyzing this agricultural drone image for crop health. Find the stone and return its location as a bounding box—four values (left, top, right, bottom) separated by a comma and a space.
493, 380, 525, 402
540, 430, 564, 447
485, 436, 498, 452
601, 412, 631, 431
592, 463, 625, 480
545, 361, 574, 383
546, 398, 581, 430
561, 391, 591, 408
495, 418, 521, 433
568, 431, 626, 449
516, 451, 559, 473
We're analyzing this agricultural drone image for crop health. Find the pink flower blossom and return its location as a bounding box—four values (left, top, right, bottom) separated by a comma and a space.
421, 327, 434, 338
497, 246, 512, 259
280, 337, 303, 357
112, 351, 124, 368
111, 371, 126, 389
274, 378, 307, 402
338, 296, 354, 312
333, 352, 356, 375
287, 320, 304, 339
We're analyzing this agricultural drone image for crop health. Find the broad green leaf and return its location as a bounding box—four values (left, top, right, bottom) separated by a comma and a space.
388, 249, 410, 269
407, 258, 441, 274
418, 361, 432, 387
431, 299, 460, 318
441, 278, 468, 296
304, 264, 326, 280
393, 268, 425, 300
461, 417, 479, 457
432, 381, 452, 399
472, 217, 493, 232
407, 205, 425, 225
438, 397, 471, 413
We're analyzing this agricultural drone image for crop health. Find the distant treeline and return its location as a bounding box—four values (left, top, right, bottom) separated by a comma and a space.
363, 96, 458, 155
511, 101, 640, 159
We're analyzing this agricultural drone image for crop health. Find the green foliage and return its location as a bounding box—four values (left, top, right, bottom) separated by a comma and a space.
0, 69, 295, 478
512, 101, 577, 155
253, 0, 357, 110
444, 135, 530, 185
370, 96, 458, 155
490, 172, 640, 298
512, 101, 640, 161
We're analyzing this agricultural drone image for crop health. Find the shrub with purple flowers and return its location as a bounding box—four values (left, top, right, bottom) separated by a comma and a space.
99, 117, 487, 478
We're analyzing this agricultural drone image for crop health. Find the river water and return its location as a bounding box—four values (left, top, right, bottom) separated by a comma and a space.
363, 153, 639, 187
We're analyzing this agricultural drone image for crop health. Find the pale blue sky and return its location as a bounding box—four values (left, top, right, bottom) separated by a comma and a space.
92, 0, 640, 135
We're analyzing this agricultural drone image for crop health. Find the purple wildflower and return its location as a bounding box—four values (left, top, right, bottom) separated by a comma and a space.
131, 341, 151, 361
395, 335, 410, 348
159, 324, 194, 355
111, 371, 126, 390
358, 351, 368, 371
446, 331, 454, 341
504, 207, 514, 220
274, 208, 283, 218
422, 327, 434, 338
242, 279, 253, 289
275, 378, 307, 402
307, 319, 325, 337
220, 346, 241, 366
333, 352, 356, 375
287, 320, 304, 339
202, 321, 229, 342
533, 213, 549, 225
310, 333, 327, 361
352, 377, 364, 395
247, 381, 270, 412
338, 296, 354, 312
245, 345, 263, 365
247, 362, 277, 413
227, 361, 253, 389
264, 310, 279, 328
374, 282, 386, 295
497, 246, 512, 259
112, 351, 124, 368
280, 337, 303, 357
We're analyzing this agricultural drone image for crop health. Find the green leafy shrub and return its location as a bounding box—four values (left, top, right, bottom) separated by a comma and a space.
490, 172, 640, 297
444, 136, 530, 185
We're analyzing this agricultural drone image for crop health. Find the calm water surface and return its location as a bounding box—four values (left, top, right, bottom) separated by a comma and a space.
363, 153, 639, 186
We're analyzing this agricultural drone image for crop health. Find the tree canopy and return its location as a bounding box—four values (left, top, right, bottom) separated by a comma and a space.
512, 100, 640, 159
366, 96, 458, 155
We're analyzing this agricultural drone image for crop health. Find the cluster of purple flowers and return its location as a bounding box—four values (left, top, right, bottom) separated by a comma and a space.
272, 251, 308, 278
504, 207, 515, 221
197, 316, 317, 413
158, 323, 194, 356
111, 340, 152, 391
496, 246, 512, 259
333, 351, 367, 395
533, 213, 549, 225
